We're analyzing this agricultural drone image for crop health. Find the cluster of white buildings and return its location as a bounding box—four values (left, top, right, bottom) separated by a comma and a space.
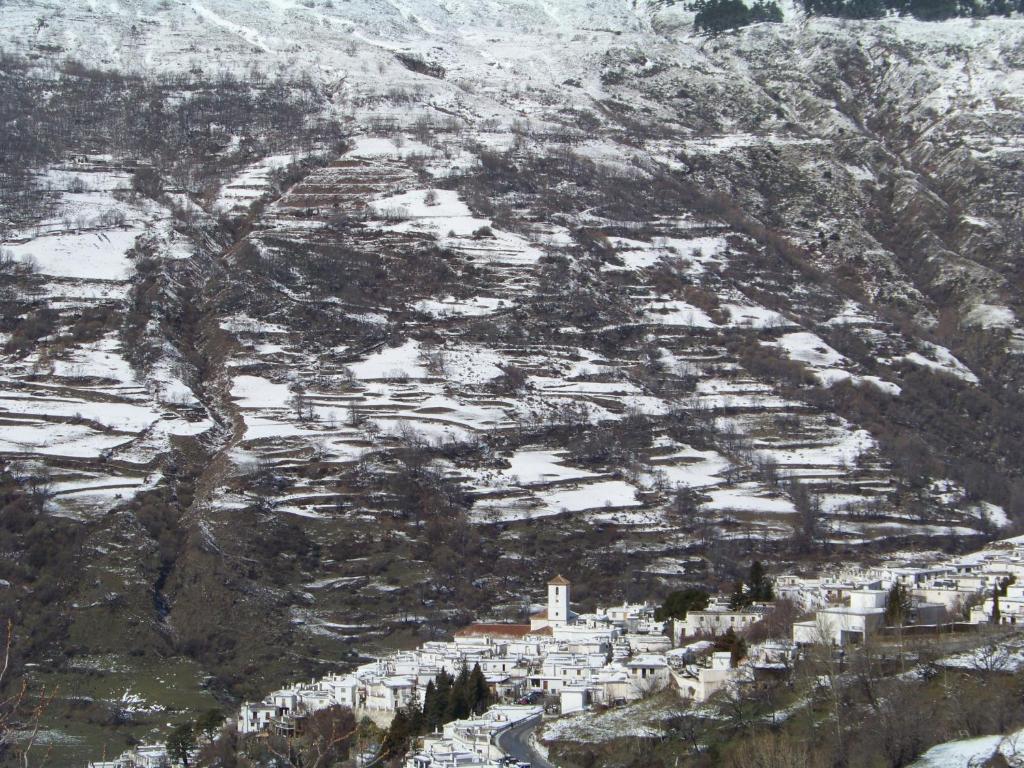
87, 537, 1024, 768
239, 576, 677, 738
956, 540, 1024, 626
779, 535, 1024, 645
242, 569, 887, 754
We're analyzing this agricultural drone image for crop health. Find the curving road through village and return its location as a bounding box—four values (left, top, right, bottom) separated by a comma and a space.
497, 718, 556, 768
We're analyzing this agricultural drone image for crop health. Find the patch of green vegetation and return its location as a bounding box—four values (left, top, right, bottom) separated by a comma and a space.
26, 655, 220, 766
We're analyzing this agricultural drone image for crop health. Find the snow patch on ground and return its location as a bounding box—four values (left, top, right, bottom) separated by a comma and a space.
910, 727, 1024, 768
349, 340, 428, 380
5, 229, 140, 281
937, 637, 1024, 673
901, 342, 979, 384
768, 332, 845, 368
231, 375, 293, 409
964, 303, 1016, 330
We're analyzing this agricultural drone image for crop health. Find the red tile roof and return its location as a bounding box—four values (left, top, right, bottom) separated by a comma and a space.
548, 575, 571, 586
454, 623, 533, 639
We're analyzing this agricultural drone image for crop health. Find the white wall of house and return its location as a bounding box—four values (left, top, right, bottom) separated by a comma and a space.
815, 608, 885, 645
682, 609, 764, 638
560, 687, 589, 714
849, 590, 887, 610
912, 586, 978, 612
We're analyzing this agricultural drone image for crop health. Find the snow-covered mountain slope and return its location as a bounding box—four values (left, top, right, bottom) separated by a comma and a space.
1, 0, 1024, 759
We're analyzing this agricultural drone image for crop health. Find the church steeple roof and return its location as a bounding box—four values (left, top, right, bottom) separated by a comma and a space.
548, 575, 571, 586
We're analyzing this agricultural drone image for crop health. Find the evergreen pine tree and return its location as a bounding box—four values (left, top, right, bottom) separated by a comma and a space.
435, 670, 454, 700
444, 664, 471, 722
749, 561, 765, 589
884, 582, 912, 627
380, 708, 411, 760
655, 588, 709, 621
422, 680, 439, 732
405, 700, 424, 737
998, 576, 1014, 596
747, 561, 774, 602
729, 580, 749, 609
468, 663, 490, 714
694, 0, 784, 32
428, 671, 454, 730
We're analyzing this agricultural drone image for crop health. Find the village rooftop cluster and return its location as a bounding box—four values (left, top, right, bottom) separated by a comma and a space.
89, 535, 1024, 768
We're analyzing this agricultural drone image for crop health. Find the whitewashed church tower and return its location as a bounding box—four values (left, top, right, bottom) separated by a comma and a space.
547, 575, 571, 627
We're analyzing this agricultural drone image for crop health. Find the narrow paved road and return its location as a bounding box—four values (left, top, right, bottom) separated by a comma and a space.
497, 719, 556, 768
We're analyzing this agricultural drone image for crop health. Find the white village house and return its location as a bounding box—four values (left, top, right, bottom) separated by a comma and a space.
677, 597, 770, 641
792, 588, 889, 646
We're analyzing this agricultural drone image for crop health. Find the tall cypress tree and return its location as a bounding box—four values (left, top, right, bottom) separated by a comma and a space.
884, 582, 912, 627
468, 663, 490, 714
748, 561, 774, 602
427, 671, 453, 731
422, 680, 439, 732
443, 664, 471, 722
435, 670, 454, 700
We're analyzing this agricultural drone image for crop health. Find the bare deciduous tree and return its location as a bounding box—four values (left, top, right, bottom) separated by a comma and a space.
1, 620, 56, 768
